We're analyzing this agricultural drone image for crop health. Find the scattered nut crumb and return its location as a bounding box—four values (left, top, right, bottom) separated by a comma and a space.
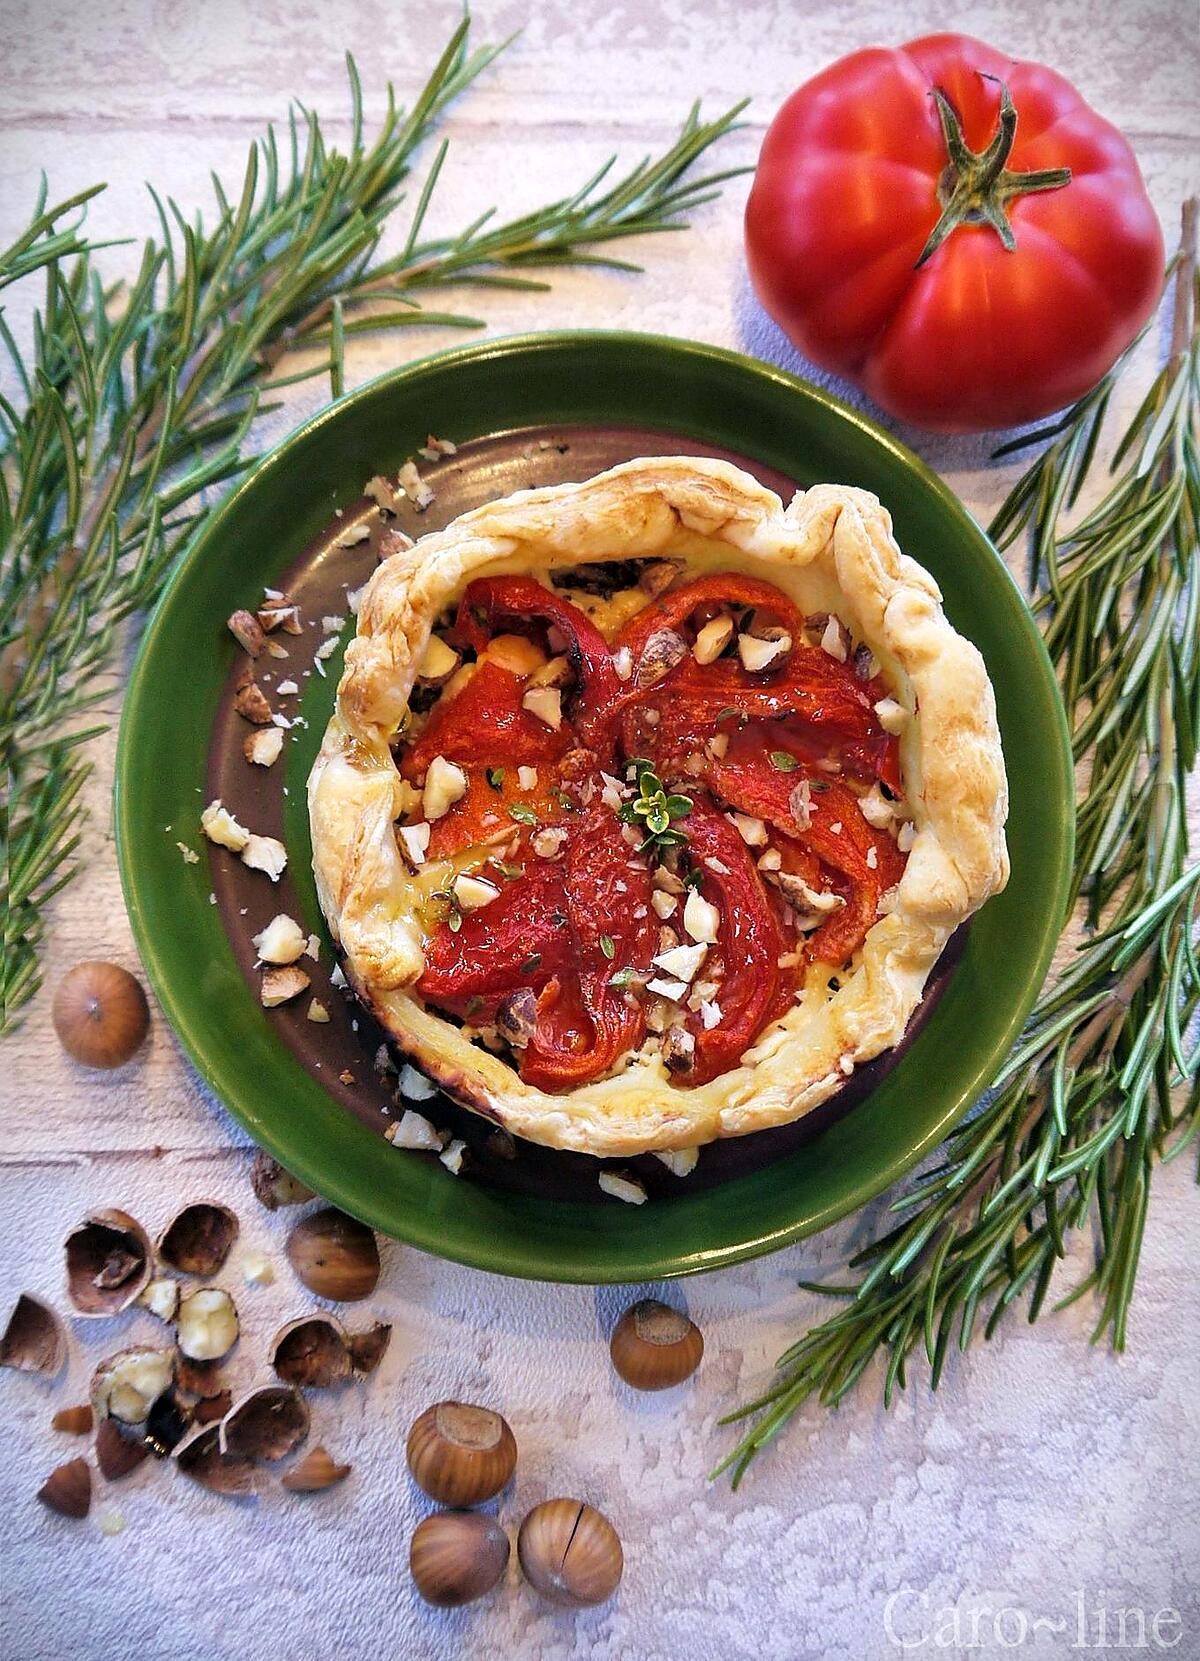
176, 842, 200, 865
306, 999, 330, 1023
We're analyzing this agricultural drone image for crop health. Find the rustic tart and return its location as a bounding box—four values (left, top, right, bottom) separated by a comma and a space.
308, 457, 1008, 1158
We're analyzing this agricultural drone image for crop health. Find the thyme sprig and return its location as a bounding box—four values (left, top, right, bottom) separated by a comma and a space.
716, 201, 1199, 1487
619, 757, 693, 852
0, 16, 747, 1028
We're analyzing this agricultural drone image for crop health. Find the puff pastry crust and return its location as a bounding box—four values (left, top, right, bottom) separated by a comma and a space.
308, 457, 1009, 1156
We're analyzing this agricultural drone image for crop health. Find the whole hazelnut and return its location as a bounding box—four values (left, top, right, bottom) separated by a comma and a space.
406, 1401, 517, 1507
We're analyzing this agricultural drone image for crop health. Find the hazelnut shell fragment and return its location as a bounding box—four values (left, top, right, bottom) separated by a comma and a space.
52, 1405, 94, 1435
175, 1356, 227, 1400
220, 1384, 309, 1462
157, 1203, 238, 1277
281, 1446, 352, 1493
347, 1322, 392, 1376
609, 1299, 703, 1391
95, 1417, 151, 1480
192, 1389, 233, 1426
65, 1210, 152, 1316
270, 1316, 352, 1388
286, 1208, 380, 1302
38, 1458, 92, 1520
410, 1511, 510, 1607
518, 1499, 623, 1607
1, 1293, 67, 1374
406, 1401, 517, 1507
250, 1150, 314, 1211
176, 1422, 261, 1496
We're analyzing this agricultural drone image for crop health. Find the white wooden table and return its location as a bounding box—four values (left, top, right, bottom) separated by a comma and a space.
2, 4, 1197, 1657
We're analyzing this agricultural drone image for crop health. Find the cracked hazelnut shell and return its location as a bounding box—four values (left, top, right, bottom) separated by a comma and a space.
157, 1203, 238, 1276
37, 1458, 92, 1520
609, 1299, 703, 1391
347, 1321, 392, 1376
220, 1384, 309, 1462
270, 1316, 351, 1388
249, 1151, 314, 1210
281, 1446, 351, 1492
1, 1293, 67, 1374
95, 1417, 151, 1480
285, 1208, 379, 1302
51, 1405, 93, 1435
65, 1211, 152, 1316
91, 1346, 176, 1425
410, 1511, 510, 1607
406, 1401, 517, 1507
517, 1499, 623, 1608
52, 961, 149, 1069
176, 1423, 260, 1496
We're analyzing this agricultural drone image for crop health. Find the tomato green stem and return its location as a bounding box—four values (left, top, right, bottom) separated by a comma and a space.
916, 75, 1072, 268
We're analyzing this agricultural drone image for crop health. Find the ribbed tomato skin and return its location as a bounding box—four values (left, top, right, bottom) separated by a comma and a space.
744, 34, 1164, 433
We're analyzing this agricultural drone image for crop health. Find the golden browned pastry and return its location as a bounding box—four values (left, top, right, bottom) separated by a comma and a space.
308, 457, 1008, 1156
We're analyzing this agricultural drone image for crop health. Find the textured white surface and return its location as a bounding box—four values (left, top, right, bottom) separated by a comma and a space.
1, 2, 1198, 1657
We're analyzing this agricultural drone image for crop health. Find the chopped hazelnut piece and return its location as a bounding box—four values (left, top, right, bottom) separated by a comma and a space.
820, 616, 848, 662
737, 631, 791, 672
227, 610, 265, 657
683, 889, 720, 944
693, 615, 733, 665
874, 697, 908, 734
654, 1146, 699, 1177
242, 834, 288, 881
598, 1171, 648, 1204
253, 914, 307, 965
233, 682, 272, 724
417, 635, 461, 686
386, 1110, 443, 1151
423, 755, 467, 820
244, 727, 284, 767
261, 965, 310, 1007
399, 822, 431, 866
201, 800, 249, 852
521, 686, 562, 730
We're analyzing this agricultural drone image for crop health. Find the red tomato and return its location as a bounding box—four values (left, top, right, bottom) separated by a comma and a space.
744, 34, 1164, 432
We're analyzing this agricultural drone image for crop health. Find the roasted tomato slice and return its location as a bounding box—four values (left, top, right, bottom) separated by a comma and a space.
677, 797, 784, 1086
705, 741, 906, 965
416, 807, 656, 1091
401, 660, 570, 780
455, 575, 620, 745
616, 573, 806, 664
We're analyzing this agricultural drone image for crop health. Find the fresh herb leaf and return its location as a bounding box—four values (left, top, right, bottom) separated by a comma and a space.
609, 966, 638, 988
599, 934, 615, 959
769, 751, 799, 772
486, 766, 506, 790
508, 803, 538, 825
519, 952, 542, 974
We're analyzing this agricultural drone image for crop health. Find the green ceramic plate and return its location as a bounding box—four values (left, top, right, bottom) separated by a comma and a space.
116, 332, 1073, 1283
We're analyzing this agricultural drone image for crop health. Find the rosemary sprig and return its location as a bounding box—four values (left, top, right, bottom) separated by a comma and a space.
0, 17, 747, 1029
716, 201, 1199, 1487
